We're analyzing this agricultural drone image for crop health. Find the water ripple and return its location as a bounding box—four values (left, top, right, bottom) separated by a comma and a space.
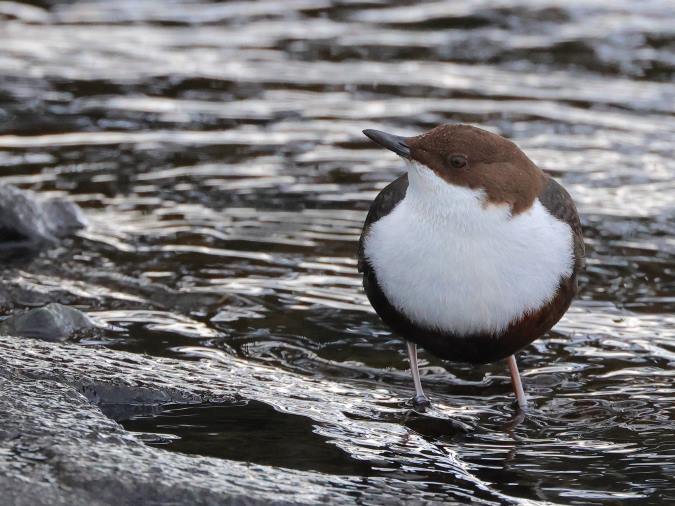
1, 0, 674, 503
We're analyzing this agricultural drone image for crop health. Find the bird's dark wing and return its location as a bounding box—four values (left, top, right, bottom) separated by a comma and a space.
538, 175, 585, 274
357, 174, 408, 273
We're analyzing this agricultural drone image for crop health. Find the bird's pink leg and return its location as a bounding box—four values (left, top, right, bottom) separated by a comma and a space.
406, 341, 430, 410
507, 354, 527, 410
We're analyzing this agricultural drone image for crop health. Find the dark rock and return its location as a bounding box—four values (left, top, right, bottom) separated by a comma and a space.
0, 368, 343, 506
0, 337, 382, 505
0, 303, 95, 341
0, 287, 9, 312
0, 183, 86, 249
0, 335, 478, 504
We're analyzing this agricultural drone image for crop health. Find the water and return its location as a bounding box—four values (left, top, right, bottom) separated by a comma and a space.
1, 0, 674, 504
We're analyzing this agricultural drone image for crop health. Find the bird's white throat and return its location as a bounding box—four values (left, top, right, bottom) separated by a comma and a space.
364, 162, 574, 336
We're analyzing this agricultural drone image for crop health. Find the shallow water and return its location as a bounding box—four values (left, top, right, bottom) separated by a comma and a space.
1, 0, 674, 504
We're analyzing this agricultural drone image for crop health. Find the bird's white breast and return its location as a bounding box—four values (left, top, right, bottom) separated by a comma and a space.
364, 164, 574, 337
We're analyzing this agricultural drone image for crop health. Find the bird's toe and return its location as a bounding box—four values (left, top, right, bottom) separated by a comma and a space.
411, 394, 431, 411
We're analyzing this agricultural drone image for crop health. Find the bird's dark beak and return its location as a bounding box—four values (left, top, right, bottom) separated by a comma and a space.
362, 129, 411, 159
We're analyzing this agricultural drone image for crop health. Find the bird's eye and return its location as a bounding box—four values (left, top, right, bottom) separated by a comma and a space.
449, 155, 467, 169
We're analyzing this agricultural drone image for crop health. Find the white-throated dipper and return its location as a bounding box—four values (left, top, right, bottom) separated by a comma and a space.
359, 124, 584, 410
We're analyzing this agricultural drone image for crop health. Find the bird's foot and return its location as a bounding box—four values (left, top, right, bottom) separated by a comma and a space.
411, 394, 431, 412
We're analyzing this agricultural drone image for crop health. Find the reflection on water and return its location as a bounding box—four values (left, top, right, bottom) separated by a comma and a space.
123, 400, 375, 476
1, 0, 674, 503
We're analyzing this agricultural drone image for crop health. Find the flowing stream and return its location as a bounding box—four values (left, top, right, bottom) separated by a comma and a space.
1, 1, 674, 504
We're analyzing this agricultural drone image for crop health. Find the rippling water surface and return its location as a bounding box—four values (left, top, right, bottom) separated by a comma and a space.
1, 0, 674, 504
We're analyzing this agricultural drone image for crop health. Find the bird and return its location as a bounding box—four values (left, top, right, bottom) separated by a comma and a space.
358, 124, 584, 410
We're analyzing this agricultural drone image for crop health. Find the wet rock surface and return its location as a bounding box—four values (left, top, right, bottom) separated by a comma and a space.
0, 184, 86, 250
0, 303, 95, 341
0, 288, 8, 312
0, 335, 404, 506
0, 370, 353, 506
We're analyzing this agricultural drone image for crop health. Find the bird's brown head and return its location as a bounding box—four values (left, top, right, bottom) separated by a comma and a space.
363, 124, 546, 215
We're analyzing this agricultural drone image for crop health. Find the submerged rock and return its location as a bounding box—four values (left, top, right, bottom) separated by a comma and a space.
0, 335, 476, 505
0, 336, 377, 506
0, 183, 86, 248
0, 367, 351, 506
0, 303, 95, 341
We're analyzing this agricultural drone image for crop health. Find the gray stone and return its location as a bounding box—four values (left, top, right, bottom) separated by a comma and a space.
0, 340, 365, 505
0, 303, 95, 341
0, 183, 86, 247
0, 368, 345, 506
0, 287, 8, 311
0, 335, 481, 505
